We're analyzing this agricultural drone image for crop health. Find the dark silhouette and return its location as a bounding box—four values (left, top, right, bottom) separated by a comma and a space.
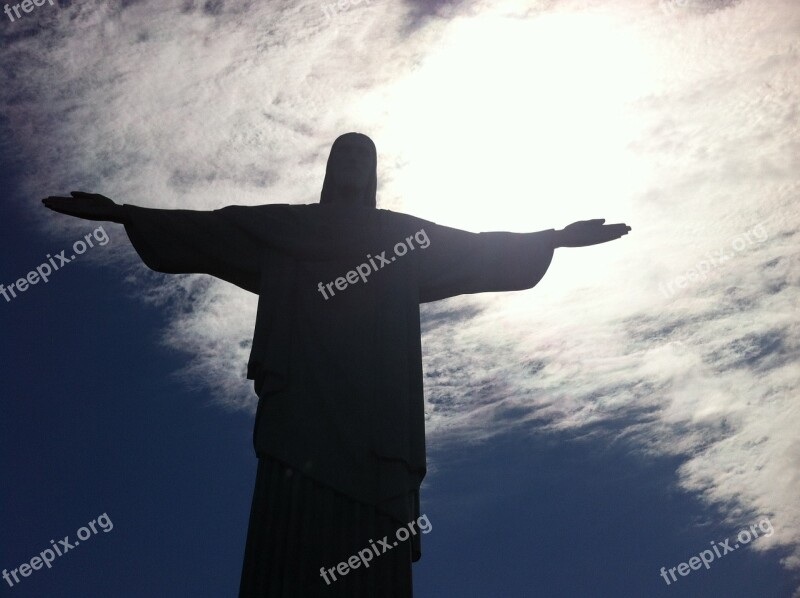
42, 132, 630, 597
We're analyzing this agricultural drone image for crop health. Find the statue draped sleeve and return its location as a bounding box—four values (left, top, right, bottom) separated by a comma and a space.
417, 221, 556, 302
121, 204, 264, 294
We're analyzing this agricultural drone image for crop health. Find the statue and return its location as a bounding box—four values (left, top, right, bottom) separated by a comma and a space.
42, 132, 630, 596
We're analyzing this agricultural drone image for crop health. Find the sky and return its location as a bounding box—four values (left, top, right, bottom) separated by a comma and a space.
1, 0, 798, 596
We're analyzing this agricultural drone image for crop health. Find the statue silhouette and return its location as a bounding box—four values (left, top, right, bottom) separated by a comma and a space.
42, 132, 630, 597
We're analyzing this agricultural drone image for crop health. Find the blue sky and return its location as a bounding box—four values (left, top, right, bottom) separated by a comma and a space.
2, 0, 799, 596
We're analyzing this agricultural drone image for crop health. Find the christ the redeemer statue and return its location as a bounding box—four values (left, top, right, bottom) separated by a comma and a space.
42, 132, 630, 597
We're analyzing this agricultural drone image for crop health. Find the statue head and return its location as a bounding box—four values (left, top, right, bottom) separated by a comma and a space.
319, 132, 377, 208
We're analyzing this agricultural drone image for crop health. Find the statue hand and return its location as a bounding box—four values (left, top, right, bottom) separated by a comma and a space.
555, 219, 631, 248
42, 191, 127, 223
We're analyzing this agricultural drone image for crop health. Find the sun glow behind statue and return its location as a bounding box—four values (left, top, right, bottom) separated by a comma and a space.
355, 11, 655, 241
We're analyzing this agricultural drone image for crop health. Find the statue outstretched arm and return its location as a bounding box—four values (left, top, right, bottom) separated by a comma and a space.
553, 219, 631, 248
417, 218, 630, 303
43, 191, 262, 293
42, 191, 128, 223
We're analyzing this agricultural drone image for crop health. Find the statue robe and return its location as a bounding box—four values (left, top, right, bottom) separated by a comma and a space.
122, 201, 555, 562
